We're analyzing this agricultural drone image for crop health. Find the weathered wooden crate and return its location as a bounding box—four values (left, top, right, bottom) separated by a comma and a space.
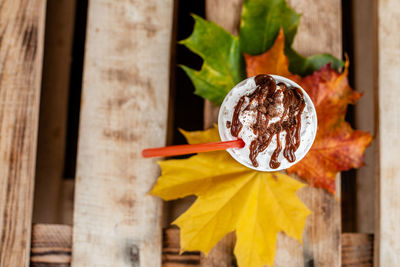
0, 0, 398, 266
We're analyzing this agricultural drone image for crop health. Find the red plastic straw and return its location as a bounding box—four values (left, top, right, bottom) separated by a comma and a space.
142, 139, 245, 158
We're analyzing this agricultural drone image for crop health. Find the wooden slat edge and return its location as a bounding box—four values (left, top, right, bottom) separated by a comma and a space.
163, 228, 201, 267
353, 0, 375, 234
203, 0, 343, 266
275, 0, 342, 265
31, 226, 372, 267
342, 233, 373, 267
200, 1, 244, 266
375, 0, 400, 266
0, 0, 47, 266
31, 224, 72, 265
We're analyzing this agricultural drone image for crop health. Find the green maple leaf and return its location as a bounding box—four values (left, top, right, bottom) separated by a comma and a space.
180, 0, 344, 105
180, 15, 246, 106
239, 0, 344, 75
239, 0, 300, 54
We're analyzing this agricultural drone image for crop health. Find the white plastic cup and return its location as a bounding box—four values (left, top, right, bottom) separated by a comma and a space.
218, 75, 317, 171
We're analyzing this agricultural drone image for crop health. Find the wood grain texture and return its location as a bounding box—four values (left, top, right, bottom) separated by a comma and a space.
33, 0, 77, 224
31, 224, 72, 266
31, 225, 373, 267
342, 233, 373, 267
288, 0, 342, 58
202, 0, 244, 266
72, 0, 174, 266
202, 1, 342, 266
203, 101, 219, 130
353, 0, 375, 234
274, 184, 341, 267
0, 0, 47, 266
375, 0, 400, 265
163, 228, 201, 267
272, 1, 342, 266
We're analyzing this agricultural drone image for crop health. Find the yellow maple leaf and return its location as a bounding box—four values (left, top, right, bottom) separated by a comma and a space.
151, 127, 311, 267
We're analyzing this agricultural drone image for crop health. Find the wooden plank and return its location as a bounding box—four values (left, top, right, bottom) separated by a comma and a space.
0, 0, 47, 266
375, 0, 400, 265
288, 0, 341, 58
272, 1, 342, 266
72, 0, 174, 266
201, 0, 244, 265
30, 225, 373, 267
342, 233, 373, 267
203, 0, 342, 266
31, 224, 72, 266
163, 228, 201, 267
204, 0, 342, 266
33, 0, 77, 223
353, 0, 375, 234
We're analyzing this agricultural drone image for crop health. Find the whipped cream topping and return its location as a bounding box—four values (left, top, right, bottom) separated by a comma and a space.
218, 75, 317, 171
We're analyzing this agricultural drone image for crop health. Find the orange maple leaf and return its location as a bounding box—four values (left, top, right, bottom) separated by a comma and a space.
245, 30, 373, 194
245, 29, 301, 83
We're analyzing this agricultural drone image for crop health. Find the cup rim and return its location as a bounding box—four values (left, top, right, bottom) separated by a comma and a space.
218, 74, 318, 172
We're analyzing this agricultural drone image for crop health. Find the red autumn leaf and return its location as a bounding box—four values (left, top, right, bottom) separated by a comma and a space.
287, 62, 373, 193
245, 30, 373, 194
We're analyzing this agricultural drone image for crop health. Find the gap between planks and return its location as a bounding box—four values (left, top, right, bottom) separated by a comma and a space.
30, 225, 373, 267
33, 0, 77, 224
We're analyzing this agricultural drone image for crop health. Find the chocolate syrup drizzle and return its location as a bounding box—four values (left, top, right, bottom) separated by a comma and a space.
230, 74, 305, 169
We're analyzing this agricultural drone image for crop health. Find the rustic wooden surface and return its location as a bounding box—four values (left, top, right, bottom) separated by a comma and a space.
33, 0, 77, 224
163, 228, 201, 267
30, 225, 373, 267
203, 101, 220, 130
201, 0, 244, 266
273, 1, 342, 266
353, 0, 375, 234
72, 0, 174, 266
30, 225, 375, 267
0, 0, 47, 266
31, 224, 72, 267
342, 233, 373, 267
203, 0, 343, 266
375, 0, 400, 265
288, 0, 341, 58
